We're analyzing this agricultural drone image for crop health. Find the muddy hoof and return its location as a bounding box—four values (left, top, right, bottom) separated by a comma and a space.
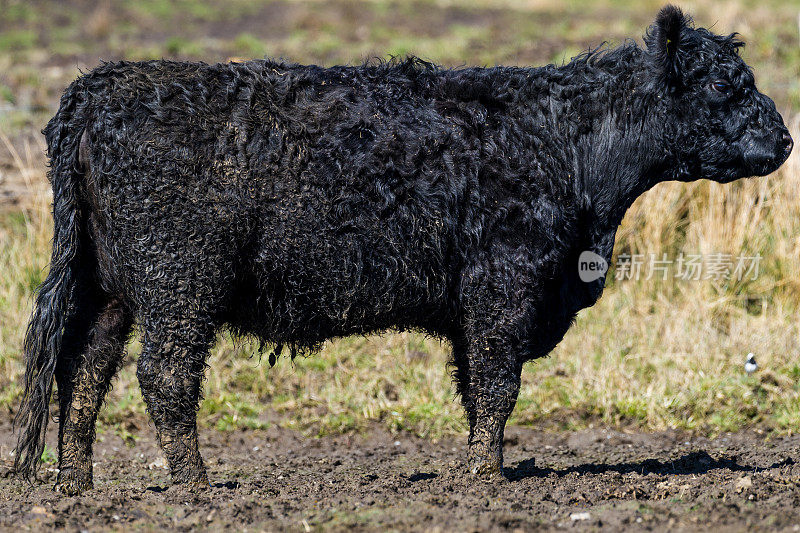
468, 459, 504, 480
185, 479, 212, 491
171, 469, 210, 488
55, 468, 93, 495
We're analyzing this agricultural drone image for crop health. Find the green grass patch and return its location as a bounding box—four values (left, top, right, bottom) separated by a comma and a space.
0, 30, 37, 52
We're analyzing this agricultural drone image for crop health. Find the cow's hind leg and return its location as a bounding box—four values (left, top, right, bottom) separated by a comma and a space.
55, 296, 132, 495
136, 314, 214, 486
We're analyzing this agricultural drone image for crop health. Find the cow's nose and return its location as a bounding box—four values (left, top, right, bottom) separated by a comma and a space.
781, 130, 794, 155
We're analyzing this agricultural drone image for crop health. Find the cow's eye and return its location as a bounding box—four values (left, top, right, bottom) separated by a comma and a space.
710, 79, 732, 94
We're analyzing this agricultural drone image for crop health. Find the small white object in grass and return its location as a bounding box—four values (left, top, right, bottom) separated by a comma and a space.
745, 353, 758, 375
570, 512, 591, 521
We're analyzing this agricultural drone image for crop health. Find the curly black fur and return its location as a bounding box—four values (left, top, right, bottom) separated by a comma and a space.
16, 6, 792, 491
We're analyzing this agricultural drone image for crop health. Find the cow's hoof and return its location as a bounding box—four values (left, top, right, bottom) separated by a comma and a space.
184, 479, 212, 491
171, 467, 210, 488
468, 458, 504, 480
55, 468, 93, 495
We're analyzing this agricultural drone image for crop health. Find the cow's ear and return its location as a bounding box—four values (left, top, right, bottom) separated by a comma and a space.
645, 5, 691, 87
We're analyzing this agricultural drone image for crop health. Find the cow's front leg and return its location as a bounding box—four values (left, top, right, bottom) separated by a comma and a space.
455, 259, 538, 478
464, 339, 522, 478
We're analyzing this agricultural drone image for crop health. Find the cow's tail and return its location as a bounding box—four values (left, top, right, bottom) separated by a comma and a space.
14, 80, 89, 480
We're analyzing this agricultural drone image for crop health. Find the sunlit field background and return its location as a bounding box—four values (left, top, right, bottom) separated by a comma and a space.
1, 0, 800, 445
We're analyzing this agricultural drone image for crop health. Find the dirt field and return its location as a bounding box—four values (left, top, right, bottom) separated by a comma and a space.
2, 415, 800, 531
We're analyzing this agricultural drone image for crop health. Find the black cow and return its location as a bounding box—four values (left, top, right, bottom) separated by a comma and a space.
15, 6, 792, 494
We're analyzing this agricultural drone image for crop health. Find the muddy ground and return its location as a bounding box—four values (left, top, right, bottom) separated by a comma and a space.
1, 418, 800, 531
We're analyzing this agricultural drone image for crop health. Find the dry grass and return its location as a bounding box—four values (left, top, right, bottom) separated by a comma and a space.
1, 0, 800, 440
